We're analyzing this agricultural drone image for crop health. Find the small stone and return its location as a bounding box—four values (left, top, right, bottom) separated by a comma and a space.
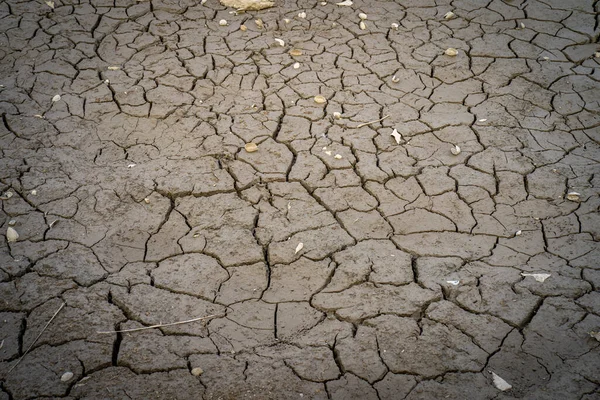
191, 367, 204, 376
358, 13, 367, 20
391, 23, 399, 30
219, 19, 228, 26
8, 220, 16, 226
6, 227, 19, 242
445, 48, 458, 56
334, 154, 342, 159
595, 52, 600, 58
240, 24, 247, 31
359, 21, 366, 30
30, 190, 37, 196
444, 11, 455, 20
52, 94, 61, 102
515, 230, 522, 236
298, 11, 306, 18
245, 142, 259, 153
333, 112, 342, 119
60, 372, 74, 382
293, 62, 300, 69
520, 22, 525, 29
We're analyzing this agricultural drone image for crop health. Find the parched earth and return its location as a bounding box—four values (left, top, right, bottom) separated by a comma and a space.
0, 0, 599, 398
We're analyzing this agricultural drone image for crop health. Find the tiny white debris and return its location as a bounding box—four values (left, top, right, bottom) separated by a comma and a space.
391, 75, 400, 83
30, 190, 37, 196
104, 79, 110, 84
219, 19, 228, 26
515, 230, 522, 236
8, 220, 16, 226
391, 23, 399, 30
127, 163, 136, 168
589, 331, 600, 341
322, 147, 327, 150
295, 242, 304, 254
201, 0, 207, 4
52, 94, 61, 102
566, 191, 581, 202
446, 280, 460, 286
34, 114, 44, 118
107, 66, 120, 71
298, 11, 306, 18
321, 1, 327, 5
144, 198, 150, 204
287, 202, 291, 210
275, 38, 285, 46
191, 367, 204, 376
325, 150, 332, 156
336, 0, 353, 5
595, 52, 600, 58
359, 21, 366, 30
479, 118, 487, 122
334, 154, 342, 159
391, 129, 402, 144
543, 56, 549, 60
45, 1, 54, 9
521, 273, 551, 283
444, 11, 455, 20
445, 48, 458, 56
284, 18, 291, 23
450, 144, 461, 155
6, 227, 19, 243
0, 191, 13, 200
520, 22, 525, 29
293, 62, 300, 69
61, 371, 74, 382
358, 13, 367, 20
333, 111, 342, 119
491, 372, 512, 391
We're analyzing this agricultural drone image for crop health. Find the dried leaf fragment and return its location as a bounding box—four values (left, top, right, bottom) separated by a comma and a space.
45, 1, 55, 9
336, 0, 352, 5
6, 227, 19, 242
314, 95, 327, 104
244, 142, 258, 153
443, 11, 455, 20
219, 0, 274, 11
491, 372, 512, 391
390, 129, 402, 144
289, 49, 303, 56
445, 48, 458, 56
274, 38, 285, 46
52, 94, 61, 102
295, 242, 304, 254
521, 273, 551, 283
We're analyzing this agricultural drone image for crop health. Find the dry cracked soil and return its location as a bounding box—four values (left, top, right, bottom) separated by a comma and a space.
0, 0, 599, 398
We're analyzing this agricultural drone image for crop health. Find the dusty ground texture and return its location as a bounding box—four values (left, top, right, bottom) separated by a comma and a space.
0, 0, 599, 398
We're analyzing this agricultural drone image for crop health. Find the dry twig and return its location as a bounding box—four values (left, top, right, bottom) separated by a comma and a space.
97, 314, 223, 334
7, 302, 65, 374
356, 115, 389, 128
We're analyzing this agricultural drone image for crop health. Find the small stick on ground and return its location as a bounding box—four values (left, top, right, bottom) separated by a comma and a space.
96, 314, 224, 334
356, 115, 389, 128
7, 302, 65, 374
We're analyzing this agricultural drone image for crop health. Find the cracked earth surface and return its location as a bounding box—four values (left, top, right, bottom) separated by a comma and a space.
0, 0, 599, 398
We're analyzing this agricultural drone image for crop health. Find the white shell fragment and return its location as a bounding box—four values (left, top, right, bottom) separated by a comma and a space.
446, 280, 460, 286
61, 371, 74, 382
333, 112, 342, 119
445, 48, 459, 56
144, 198, 150, 204
391, 129, 402, 145
30, 190, 37, 196
274, 38, 285, 46
293, 62, 300, 69
491, 372, 512, 391
0, 191, 13, 200
283, 18, 290, 23
358, 13, 367, 20
566, 192, 581, 202
521, 273, 551, 283
219, 19, 228, 26
191, 367, 204, 376
107, 66, 120, 70
8, 220, 15, 226
336, 0, 353, 5
589, 331, 600, 342
52, 94, 61, 102
45, 1, 55, 9
391, 23, 399, 30
359, 21, 366, 30
450, 144, 461, 155
479, 118, 487, 122
6, 227, 19, 242
298, 11, 306, 18
444, 11, 455, 20
520, 22, 525, 29
391, 75, 400, 83
314, 95, 327, 104
334, 154, 342, 159
515, 230, 522, 236
295, 242, 304, 254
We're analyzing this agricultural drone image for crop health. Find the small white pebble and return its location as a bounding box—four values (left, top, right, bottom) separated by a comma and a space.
391, 23, 399, 30
358, 12, 367, 20
61, 372, 74, 382
334, 154, 342, 159
219, 19, 228, 26
298, 11, 306, 18
515, 230, 522, 236
293, 62, 300, 69
284, 18, 291, 23
30, 190, 37, 196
